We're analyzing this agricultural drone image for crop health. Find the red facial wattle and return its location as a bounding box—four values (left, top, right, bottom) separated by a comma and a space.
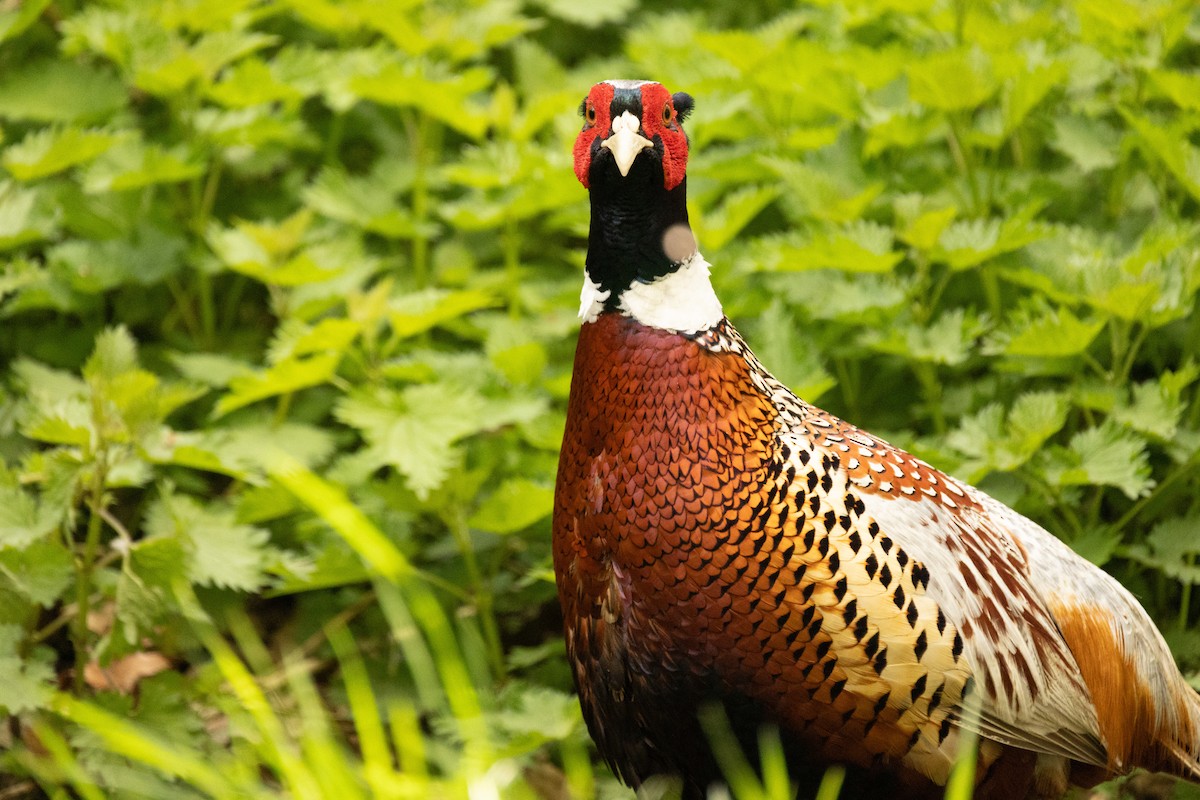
573, 83, 614, 188
636, 82, 688, 191
573, 81, 689, 191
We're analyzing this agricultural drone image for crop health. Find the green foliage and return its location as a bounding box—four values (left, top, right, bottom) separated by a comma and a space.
0, 0, 1198, 798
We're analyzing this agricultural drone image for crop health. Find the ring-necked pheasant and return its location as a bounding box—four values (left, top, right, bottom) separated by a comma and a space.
552, 79, 1200, 799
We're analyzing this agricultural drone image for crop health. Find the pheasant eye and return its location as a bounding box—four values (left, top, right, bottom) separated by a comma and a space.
662, 103, 673, 125
586, 104, 597, 125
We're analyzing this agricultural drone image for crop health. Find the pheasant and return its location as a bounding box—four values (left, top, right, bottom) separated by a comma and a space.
552, 79, 1200, 800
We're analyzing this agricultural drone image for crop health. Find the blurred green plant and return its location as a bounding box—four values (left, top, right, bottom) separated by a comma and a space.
0, 0, 1199, 798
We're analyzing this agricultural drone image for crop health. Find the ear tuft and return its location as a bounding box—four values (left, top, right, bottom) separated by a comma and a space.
672, 92, 694, 123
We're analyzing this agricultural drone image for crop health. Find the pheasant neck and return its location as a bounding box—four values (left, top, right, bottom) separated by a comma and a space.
585, 168, 691, 296
582, 175, 723, 333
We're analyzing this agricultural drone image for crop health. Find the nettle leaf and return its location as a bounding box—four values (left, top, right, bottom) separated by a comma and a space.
74, 327, 202, 443
391, 289, 499, 339
170, 353, 254, 389
485, 318, 548, 387
0, 257, 42, 302
1001, 59, 1068, 137
1122, 110, 1200, 202
335, 383, 543, 499
145, 493, 269, 591
213, 352, 342, 417
986, 301, 1105, 358
1051, 115, 1120, 172
303, 165, 433, 239
0, 624, 52, 714
490, 684, 581, 745
21, 397, 91, 446
1112, 378, 1190, 441
142, 428, 257, 483
125, 27, 277, 97
335, 383, 485, 499
439, 141, 580, 230
698, 185, 780, 253
143, 419, 333, 482
221, 421, 336, 472
907, 47, 998, 111
760, 157, 883, 224
1099, 224, 1200, 327
189, 31, 278, 84
1042, 421, 1153, 499
207, 213, 345, 286
85, 325, 139, 381
82, 140, 204, 193
1007, 392, 1072, 456
48, 225, 185, 293
2, 128, 128, 182
0, 484, 57, 549
438, 2, 544, 62
766, 271, 906, 323
951, 391, 1071, 478
862, 105, 942, 158
0, 180, 59, 251
1124, 517, 1200, 585
897, 204, 958, 253
931, 207, 1047, 271
0, 59, 126, 123
762, 222, 902, 273
0, 538, 74, 606
865, 308, 984, 366
1016, 224, 1200, 328
190, 105, 313, 153
13, 358, 86, 403
468, 478, 554, 534
206, 56, 307, 108
267, 317, 361, 363
350, 63, 492, 139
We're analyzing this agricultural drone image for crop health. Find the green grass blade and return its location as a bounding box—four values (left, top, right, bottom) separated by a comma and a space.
814, 765, 845, 800
945, 695, 982, 800
24, 718, 107, 800
174, 581, 324, 799
698, 703, 766, 800
49, 694, 232, 797
267, 456, 492, 772
327, 622, 394, 795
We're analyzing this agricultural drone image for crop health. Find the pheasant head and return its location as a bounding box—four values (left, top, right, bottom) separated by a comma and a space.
572, 80, 720, 332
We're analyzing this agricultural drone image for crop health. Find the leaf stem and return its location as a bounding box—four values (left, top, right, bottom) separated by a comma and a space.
1116, 322, 1150, 385
165, 276, 203, 341
447, 509, 504, 680
72, 456, 108, 693
503, 214, 521, 317
405, 112, 431, 289
911, 360, 946, 434
946, 116, 981, 214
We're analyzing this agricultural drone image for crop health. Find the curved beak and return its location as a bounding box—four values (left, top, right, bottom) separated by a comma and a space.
602, 111, 653, 177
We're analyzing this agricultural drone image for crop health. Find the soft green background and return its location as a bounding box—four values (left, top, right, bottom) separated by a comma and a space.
0, 0, 1199, 797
